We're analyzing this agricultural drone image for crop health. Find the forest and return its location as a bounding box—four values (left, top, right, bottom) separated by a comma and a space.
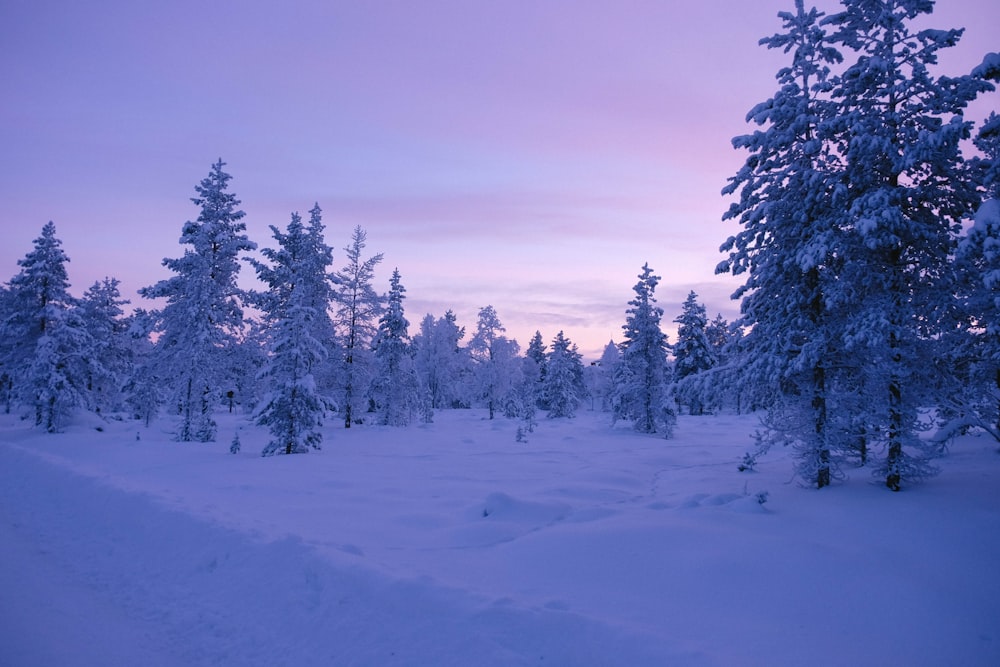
1, 0, 998, 496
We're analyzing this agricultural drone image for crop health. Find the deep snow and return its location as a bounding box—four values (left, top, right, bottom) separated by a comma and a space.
1, 408, 998, 666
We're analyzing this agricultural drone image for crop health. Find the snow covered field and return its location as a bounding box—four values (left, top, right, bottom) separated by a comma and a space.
1, 409, 998, 666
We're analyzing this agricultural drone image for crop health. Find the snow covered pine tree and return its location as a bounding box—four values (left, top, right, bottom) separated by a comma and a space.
611, 264, 675, 437
139, 160, 256, 442
250, 212, 332, 455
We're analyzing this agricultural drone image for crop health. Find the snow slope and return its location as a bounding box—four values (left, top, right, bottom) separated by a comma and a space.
1, 409, 998, 666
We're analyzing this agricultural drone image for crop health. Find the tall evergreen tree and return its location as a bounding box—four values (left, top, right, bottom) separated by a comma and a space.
332, 225, 384, 427
302, 204, 339, 397
611, 264, 675, 437
719, 1, 846, 487
252, 213, 330, 455
824, 0, 990, 490
139, 159, 256, 442
370, 269, 421, 426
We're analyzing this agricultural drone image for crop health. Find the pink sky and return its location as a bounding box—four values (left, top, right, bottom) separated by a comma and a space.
1, 0, 996, 359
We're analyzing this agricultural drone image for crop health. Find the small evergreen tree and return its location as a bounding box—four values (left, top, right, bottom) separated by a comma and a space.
672, 291, 716, 415
525, 331, 549, 409
612, 264, 675, 437
543, 331, 587, 418
370, 269, 421, 426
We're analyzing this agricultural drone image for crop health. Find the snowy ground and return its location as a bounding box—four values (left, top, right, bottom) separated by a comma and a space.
1, 408, 998, 666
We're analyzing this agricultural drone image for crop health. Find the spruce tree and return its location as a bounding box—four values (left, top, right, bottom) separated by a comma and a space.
672, 291, 716, 415
370, 269, 420, 426
612, 264, 675, 437
332, 226, 384, 427
251, 212, 332, 455
543, 331, 587, 418
139, 160, 256, 442
1, 222, 91, 431
526, 331, 549, 408
79, 277, 132, 414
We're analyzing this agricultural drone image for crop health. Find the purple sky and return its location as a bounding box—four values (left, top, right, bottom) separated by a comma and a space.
1, 0, 996, 359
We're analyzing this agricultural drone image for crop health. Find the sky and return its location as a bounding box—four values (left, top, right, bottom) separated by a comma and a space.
1, 0, 997, 360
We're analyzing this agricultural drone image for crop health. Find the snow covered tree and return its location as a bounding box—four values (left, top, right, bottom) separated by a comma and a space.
139, 160, 257, 442
543, 330, 587, 418
251, 212, 332, 455
705, 315, 731, 363
370, 269, 421, 426
412, 310, 470, 409
122, 308, 159, 426
0, 222, 92, 431
302, 204, 339, 397
586, 340, 620, 412
823, 0, 991, 490
468, 305, 520, 419
611, 264, 675, 437
79, 277, 132, 414
525, 331, 548, 408
332, 226, 384, 427
719, 0, 846, 487
953, 66, 1000, 441
672, 291, 716, 415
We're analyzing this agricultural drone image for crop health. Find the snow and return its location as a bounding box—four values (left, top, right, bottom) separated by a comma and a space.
2, 409, 999, 666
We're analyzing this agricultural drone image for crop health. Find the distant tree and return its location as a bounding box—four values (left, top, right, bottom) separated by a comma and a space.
587, 340, 620, 412
370, 269, 421, 426
543, 330, 587, 418
122, 308, 160, 426
525, 331, 548, 408
704, 315, 730, 362
251, 212, 331, 455
412, 310, 469, 409
79, 277, 132, 414
672, 291, 716, 415
611, 264, 675, 436
332, 226, 384, 427
468, 305, 519, 419
139, 160, 256, 441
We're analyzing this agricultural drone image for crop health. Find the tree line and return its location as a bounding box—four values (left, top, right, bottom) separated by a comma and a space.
0, 161, 736, 455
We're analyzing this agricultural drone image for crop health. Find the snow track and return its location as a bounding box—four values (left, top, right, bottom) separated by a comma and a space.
0, 443, 705, 667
